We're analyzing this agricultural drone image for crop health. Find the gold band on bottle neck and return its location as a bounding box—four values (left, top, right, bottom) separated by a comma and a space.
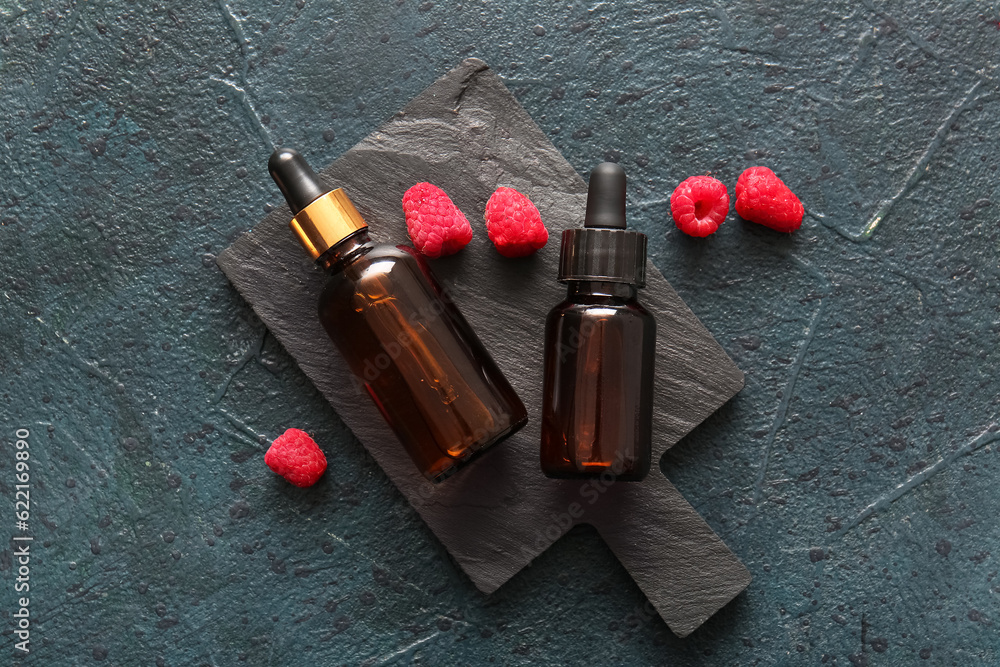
289, 189, 369, 259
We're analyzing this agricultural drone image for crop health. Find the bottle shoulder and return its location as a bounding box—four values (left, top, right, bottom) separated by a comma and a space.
322, 243, 420, 282
548, 295, 652, 317
318, 243, 432, 307
348, 243, 416, 266
546, 294, 655, 338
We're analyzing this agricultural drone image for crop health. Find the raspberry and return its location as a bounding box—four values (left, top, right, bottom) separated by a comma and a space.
484, 187, 549, 258
734, 167, 804, 232
402, 183, 473, 258
670, 175, 730, 237
264, 428, 327, 488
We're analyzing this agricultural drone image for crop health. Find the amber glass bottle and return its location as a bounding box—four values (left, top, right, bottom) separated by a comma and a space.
269, 149, 527, 483
540, 163, 655, 481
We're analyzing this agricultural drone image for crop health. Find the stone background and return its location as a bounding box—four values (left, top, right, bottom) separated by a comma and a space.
1, 1, 998, 665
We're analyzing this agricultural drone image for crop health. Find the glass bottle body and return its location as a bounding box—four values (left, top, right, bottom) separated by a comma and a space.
317, 231, 527, 483
540, 281, 654, 480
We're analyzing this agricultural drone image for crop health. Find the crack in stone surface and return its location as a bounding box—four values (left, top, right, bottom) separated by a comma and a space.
838, 423, 1000, 537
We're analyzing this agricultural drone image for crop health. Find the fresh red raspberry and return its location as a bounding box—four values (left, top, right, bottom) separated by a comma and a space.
484, 187, 549, 258
670, 175, 730, 237
734, 167, 804, 232
402, 183, 473, 258
264, 428, 327, 488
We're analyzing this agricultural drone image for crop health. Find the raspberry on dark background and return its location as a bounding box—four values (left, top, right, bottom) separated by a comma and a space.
264, 428, 328, 488
734, 166, 804, 232
670, 175, 730, 237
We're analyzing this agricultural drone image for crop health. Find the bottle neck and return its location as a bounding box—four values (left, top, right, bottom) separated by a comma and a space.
317, 230, 374, 273
565, 280, 639, 302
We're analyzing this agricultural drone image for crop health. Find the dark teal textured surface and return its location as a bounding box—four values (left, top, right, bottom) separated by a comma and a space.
1, 1, 999, 665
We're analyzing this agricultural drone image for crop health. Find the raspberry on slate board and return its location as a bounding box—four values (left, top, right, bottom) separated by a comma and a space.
402, 182, 474, 258
484, 187, 549, 258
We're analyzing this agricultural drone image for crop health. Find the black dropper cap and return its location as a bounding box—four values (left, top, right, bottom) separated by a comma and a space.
584, 162, 627, 229
558, 163, 647, 287
267, 148, 369, 260
268, 148, 327, 215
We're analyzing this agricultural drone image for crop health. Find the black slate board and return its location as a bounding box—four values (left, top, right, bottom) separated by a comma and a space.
218, 58, 750, 637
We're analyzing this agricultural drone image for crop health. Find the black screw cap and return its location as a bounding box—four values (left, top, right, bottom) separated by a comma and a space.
268, 148, 327, 215
584, 162, 627, 229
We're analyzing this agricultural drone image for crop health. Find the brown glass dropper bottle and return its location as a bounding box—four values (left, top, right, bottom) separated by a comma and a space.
539, 162, 655, 481
269, 148, 528, 483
